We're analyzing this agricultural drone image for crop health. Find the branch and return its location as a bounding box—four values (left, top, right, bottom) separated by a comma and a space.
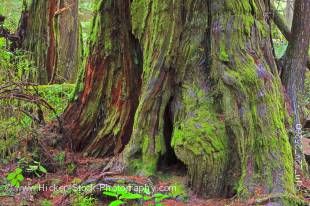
0, 92, 62, 130
270, 4, 310, 69
0, 27, 20, 42
270, 4, 292, 41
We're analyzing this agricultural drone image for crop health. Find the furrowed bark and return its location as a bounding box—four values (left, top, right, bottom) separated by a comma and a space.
121, 0, 295, 200
54, 0, 80, 83
281, 0, 310, 124
285, 0, 294, 29
62, 0, 142, 157
21, 0, 79, 84
22, 0, 49, 83
61, 0, 296, 202
46, 0, 57, 82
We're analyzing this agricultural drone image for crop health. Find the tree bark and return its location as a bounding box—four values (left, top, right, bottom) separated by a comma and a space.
281, 0, 310, 125
62, 0, 142, 157
285, 0, 294, 29
270, 3, 310, 70
61, 0, 296, 202
21, 0, 80, 84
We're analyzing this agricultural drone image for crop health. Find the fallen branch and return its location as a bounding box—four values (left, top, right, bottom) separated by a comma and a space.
0, 26, 20, 42
251, 193, 308, 205
0, 92, 62, 131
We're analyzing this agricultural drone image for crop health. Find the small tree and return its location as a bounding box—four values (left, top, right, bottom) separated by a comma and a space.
21, 0, 80, 84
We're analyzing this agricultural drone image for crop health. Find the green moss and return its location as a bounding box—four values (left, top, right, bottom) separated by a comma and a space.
171, 83, 230, 194
242, 15, 254, 35
255, 20, 268, 38
130, 0, 152, 39
224, 0, 252, 13
219, 45, 229, 62
169, 182, 188, 200
172, 85, 228, 154
126, 153, 157, 176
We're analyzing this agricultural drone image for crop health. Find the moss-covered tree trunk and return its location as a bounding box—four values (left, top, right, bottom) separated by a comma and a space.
62, 0, 296, 201
62, 0, 142, 156
22, 0, 80, 84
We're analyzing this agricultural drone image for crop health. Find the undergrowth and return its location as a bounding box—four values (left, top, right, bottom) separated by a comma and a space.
0, 37, 74, 162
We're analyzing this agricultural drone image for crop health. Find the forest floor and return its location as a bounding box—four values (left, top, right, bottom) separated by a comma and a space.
0, 128, 310, 206
1, 145, 310, 206
0, 152, 243, 206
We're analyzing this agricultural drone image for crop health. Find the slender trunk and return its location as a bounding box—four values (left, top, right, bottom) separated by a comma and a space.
281, 0, 310, 174
285, 0, 294, 29
281, 0, 310, 123
54, 0, 80, 82
61, 0, 296, 202
21, 0, 80, 84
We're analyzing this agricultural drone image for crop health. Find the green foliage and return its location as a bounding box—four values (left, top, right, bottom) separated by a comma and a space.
273, 41, 288, 58
73, 194, 96, 206
0, 83, 74, 160
0, 0, 25, 32
40, 199, 53, 206
108, 200, 125, 206
219, 45, 229, 62
6, 168, 24, 188
79, 0, 96, 48
0, 184, 14, 196
67, 162, 77, 174
18, 158, 48, 177
168, 182, 188, 201
25, 160, 47, 177
102, 185, 171, 206
53, 151, 66, 166
34, 84, 75, 120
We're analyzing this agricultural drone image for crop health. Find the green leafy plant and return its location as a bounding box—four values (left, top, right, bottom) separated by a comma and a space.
54, 151, 66, 166
73, 194, 96, 206
102, 185, 170, 206
6, 168, 24, 188
25, 160, 47, 177
153, 193, 170, 205
103, 186, 142, 206
67, 162, 77, 174
40, 199, 53, 206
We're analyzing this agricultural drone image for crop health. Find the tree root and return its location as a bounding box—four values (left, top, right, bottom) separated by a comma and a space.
248, 193, 308, 206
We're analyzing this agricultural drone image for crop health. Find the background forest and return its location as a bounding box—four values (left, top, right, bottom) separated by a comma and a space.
0, 0, 309, 205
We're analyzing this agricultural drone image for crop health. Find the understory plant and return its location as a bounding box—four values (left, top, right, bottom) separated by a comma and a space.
6, 167, 24, 188
102, 185, 170, 206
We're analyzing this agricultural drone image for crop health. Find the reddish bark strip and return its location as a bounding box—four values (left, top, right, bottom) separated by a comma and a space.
61, 0, 142, 157
46, 0, 57, 82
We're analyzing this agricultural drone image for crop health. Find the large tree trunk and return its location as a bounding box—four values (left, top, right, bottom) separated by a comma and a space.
62, 0, 296, 201
22, 0, 80, 84
62, 0, 142, 157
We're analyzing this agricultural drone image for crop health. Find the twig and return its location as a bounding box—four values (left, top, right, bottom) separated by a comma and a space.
0, 92, 62, 130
